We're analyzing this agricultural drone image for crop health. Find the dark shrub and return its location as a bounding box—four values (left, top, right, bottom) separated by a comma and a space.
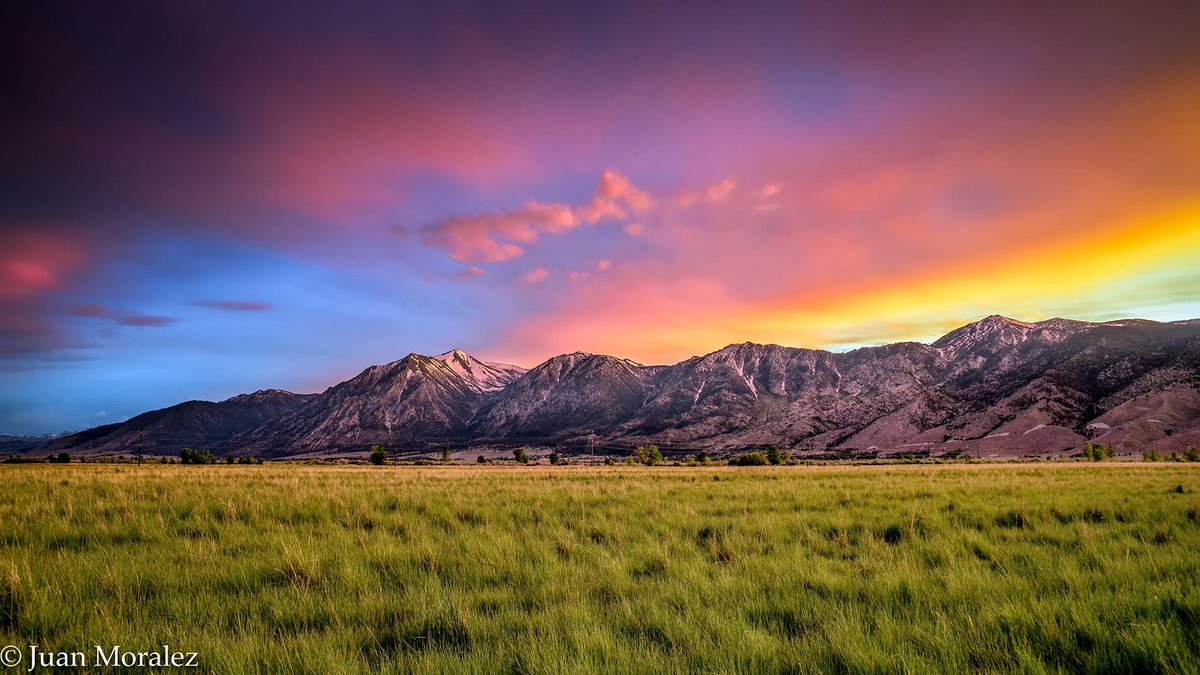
549, 452, 561, 465
48, 452, 71, 464
730, 452, 769, 466
513, 448, 529, 464
369, 445, 387, 466
882, 523, 904, 544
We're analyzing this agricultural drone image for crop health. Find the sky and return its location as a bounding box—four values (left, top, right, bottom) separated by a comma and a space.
2, 0, 1199, 434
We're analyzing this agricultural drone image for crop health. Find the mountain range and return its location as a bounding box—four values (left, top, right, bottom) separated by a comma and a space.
26, 315, 1200, 459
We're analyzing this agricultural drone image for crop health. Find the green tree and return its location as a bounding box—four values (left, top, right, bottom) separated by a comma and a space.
180, 448, 215, 465
1082, 443, 1113, 461
477, 455, 487, 464
49, 452, 70, 464
513, 447, 529, 464
1184, 447, 1200, 462
633, 445, 662, 466
369, 445, 388, 465
766, 445, 787, 465
549, 452, 561, 465
441, 445, 452, 463
1143, 449, 1163, 462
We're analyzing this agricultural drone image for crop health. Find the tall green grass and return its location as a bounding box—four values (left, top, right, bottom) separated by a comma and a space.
1, 464, 1197, 673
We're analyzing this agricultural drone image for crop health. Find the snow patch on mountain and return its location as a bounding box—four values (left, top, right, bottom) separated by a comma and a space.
433, 349, 527, 393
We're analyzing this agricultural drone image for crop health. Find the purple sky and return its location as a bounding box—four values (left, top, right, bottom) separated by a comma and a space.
3, 1, 1199, 434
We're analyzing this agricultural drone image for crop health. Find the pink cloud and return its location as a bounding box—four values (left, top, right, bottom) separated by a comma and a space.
597, 259, 611, 271
421, 201, 575, 263
521, 267, 550, 284
454, 266, 485, 280
623, 223, 645, 236
421, 171, 652, 263
759, 183, 781, 197
595, 170, 655, 212
674, 178, 738, 206
0, 232, 88, 299
573, 198, 627, 224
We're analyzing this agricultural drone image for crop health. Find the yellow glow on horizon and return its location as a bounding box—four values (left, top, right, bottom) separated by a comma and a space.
738, 204, 1200, 350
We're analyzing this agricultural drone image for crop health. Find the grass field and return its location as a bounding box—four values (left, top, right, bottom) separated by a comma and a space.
1, 464, 1198, 673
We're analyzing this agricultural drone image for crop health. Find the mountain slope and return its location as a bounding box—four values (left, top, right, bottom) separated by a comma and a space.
29, 316, 1200, 458
39, 389, 315, 456
472, 353, 653, 439
234, 351, 527, 455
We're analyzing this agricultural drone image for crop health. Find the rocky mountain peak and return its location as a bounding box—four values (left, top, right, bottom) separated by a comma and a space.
538, 352, 642, 371
431, 349, 527, 393
932, 314, 1038, 356
223, 388, 305, 404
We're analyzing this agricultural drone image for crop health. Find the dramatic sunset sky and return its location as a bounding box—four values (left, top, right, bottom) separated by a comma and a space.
2, 1, 1199, 433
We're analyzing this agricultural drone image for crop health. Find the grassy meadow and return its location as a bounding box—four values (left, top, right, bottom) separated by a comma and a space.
1, 463, 1198, 673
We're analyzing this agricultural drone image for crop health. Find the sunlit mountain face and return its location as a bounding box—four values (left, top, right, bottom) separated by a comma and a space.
2, 1, 1198, 434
